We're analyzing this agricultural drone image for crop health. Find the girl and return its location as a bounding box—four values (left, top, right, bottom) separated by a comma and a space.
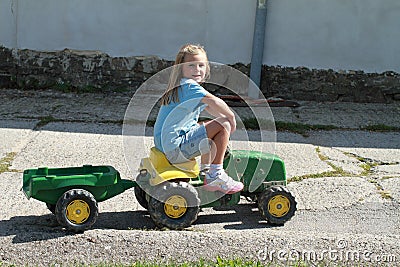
153, 44, 243, 194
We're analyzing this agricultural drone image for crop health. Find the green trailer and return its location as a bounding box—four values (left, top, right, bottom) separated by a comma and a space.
22, 165, 136, 232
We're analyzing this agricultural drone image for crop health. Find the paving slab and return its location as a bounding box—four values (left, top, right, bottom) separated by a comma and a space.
336, 147, 400, 164
0, 90, 129, 122
11, 122, 134, 179
303, 130, 400, 149
274, 143, 333, 178
380, 178, 400, 202
318, 146, 365, 175
274, 101, 400, 129
0, 172, 48, 220
0, 119, 38, 158
286, 177, 382, 210
373, 164, 400, 177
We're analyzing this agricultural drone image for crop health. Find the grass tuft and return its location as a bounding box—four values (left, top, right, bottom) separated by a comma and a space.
275, 121, 338, 136
288, 147, 353, 183
34, 115, 61, 129
0, 152, 18, 173
362, 124, 400, 132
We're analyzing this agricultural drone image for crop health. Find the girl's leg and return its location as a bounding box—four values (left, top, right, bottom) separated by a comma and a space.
202, 117, 231, 164
201, 118, 243, 194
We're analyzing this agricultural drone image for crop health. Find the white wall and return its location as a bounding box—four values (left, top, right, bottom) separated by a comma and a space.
265, 0, 400, 72
1, 0, 399, 73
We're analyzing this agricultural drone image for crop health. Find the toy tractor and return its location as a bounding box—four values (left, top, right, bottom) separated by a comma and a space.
135, 147, 296, 230
22, 148, 296, 232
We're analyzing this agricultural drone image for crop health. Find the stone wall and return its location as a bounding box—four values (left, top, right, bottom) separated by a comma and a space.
1, 46, 399, 103
259, 66, 400, 103
0, 47, 171, 92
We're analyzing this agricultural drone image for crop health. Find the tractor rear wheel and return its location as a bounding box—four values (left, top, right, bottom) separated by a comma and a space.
134, 186, 149, 210
148, 181, 200, 230
46, 203, 56, 214
258, 186, 296, 225
55, 189, 98, 232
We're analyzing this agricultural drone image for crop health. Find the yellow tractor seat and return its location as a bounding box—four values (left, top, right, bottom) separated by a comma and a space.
140, 147, 200, 186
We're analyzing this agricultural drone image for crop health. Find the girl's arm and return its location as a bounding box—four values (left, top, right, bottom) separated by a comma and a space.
201, 93, 236, 133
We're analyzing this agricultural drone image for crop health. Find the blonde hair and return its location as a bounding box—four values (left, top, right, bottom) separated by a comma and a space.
161, 44, 210, 105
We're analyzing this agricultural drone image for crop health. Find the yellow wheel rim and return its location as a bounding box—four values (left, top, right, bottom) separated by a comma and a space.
268, 195, 290, 217
164, 195, 187, 219
66, 200, 90, 224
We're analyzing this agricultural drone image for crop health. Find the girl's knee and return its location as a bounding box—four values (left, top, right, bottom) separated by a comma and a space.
218, 118, 231, 135
205, 118, 231, 138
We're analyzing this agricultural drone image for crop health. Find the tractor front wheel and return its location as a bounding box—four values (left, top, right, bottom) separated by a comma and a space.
55, 189, 98, 232
258, 186, 296, 225
148, 182, 200, 230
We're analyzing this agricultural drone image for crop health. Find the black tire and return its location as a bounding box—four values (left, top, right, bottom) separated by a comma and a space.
258, 186, 297, 225
55, 189, 98, 232
148, 182, 200, 230
134, 186, 149, 210
46, 203, 56, 214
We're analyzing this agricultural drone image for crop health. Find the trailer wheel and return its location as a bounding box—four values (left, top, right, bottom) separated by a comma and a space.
148, 182, 200, 230
258, 186, 296, 225
55, 189, 98, 232
134, 186, 149, 210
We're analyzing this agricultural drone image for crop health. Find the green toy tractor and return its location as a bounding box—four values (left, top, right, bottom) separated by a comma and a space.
135, 147, 296, 230
22, 148, 296, 232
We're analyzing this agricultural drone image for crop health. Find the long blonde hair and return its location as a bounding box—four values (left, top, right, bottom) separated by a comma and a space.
161, 44, 210, 105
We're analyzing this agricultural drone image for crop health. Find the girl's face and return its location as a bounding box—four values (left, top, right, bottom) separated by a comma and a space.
181, 53, 208, 83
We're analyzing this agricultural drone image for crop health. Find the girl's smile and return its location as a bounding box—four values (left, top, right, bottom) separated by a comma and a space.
182, 53, 208, 83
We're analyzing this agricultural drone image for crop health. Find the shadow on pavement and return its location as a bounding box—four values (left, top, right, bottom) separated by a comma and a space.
196, 203, 275, 230
1, 203, 280, 243
0, 211, 154, 243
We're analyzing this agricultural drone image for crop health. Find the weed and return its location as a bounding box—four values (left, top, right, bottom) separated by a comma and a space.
289, 147, 353, 182
376, 184, 393, 200
146, 119, 156, 127
360, 163, 371, 176
52, 81, 74, 92
275, 121, 338, 136
368, 179, 393, 200
0, 152, 18, 173
362, 124, 400, 132
34, 115, 61, 129
289, 160, 352, 183
381, 176, 398, 180
82, 258, 269, 267
315, 147, 329, 161
238, 119, 339, 136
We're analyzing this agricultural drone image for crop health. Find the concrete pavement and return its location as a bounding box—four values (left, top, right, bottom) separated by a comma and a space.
0, 88, 399, 266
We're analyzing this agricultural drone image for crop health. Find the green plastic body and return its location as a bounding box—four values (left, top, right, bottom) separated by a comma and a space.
22, 150, 285, 209
225, 150, 286, 191
22, 165, 136, 205
200, 150, 286, 208
137, 150, 287, 208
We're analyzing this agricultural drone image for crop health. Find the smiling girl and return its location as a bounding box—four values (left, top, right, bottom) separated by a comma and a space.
153, 44, 243, 194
